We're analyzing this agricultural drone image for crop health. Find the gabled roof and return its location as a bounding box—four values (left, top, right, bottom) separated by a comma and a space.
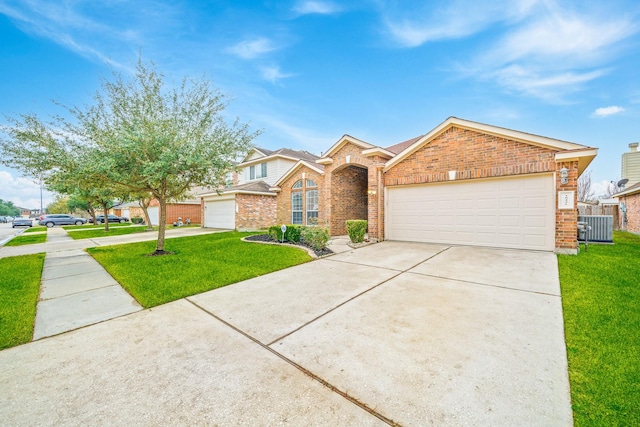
614, 181, 640, 197
272, 160, 325, 189
317, 135, 375, 164
240, 147, 319, 166
384, 135, 424, 154
384, 116, 597, 174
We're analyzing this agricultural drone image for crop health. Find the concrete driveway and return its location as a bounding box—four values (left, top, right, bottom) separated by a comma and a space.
0, 241, 572, 426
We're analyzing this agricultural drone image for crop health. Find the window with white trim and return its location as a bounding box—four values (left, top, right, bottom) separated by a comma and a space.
249, 162, 267, 180
291, 191, 303, 224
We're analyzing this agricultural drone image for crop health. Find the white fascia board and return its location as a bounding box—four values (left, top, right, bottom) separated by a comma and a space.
362, 147, 395, 158
239, 154, 301, 168
384, 116, 595, 172
316, 157, 333, 165
274, 160, 325, 188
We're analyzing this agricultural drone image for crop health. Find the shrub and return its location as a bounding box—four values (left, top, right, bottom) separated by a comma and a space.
301, 225, 330, 251
268, 224, 302, 242
131, 217, 144, 224
346, 219, 367, 243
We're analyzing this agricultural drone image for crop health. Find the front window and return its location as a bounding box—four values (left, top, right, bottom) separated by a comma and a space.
292, 192, 303, 224
306, 189, 318, 223
249, 162, 267, 180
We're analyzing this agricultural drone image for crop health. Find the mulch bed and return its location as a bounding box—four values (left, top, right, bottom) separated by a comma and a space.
244, 234, 333, 257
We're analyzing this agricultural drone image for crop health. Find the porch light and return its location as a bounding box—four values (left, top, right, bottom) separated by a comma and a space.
560, 167, 569, 185
367, 189, 377, 195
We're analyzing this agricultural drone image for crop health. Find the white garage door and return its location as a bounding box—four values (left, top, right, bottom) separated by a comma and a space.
204, 199, 236, 229
386, 174, 555, 251
147, 207, 159, 226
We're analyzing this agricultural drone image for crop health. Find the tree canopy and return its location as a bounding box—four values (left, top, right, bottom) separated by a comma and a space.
1, 59, 259, 253
0, 199, 21, 216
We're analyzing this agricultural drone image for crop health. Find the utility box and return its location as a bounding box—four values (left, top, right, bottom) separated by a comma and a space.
577, 215, 614, 243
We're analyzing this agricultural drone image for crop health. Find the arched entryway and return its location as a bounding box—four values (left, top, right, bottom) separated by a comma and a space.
330, 165, 368, 235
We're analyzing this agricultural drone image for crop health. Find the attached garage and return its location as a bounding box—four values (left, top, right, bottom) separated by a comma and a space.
204, 198, 236, 229
385, 174, 555, 251
147, 207, 159, 226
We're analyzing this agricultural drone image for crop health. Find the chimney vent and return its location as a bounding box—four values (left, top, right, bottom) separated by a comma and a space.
630, 142, 639, 152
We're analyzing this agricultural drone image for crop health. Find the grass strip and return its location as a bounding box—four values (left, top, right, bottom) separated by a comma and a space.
4, 234, 47, 246
24, 226, 47, 233
558, 231, 640, 426
88, 231, 311, 308
0, 254, 45, 349
63, 223, 134, 231
67, 226, 156, 240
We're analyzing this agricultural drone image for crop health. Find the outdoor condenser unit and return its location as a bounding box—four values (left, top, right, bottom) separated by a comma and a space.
578, 215, 614, 243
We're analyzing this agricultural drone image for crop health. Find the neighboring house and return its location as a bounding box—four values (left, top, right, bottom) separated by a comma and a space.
121, 186, 215, 225
622, 142, 640, 186
614, 181, 640, 234
200, 148, 320, 230
204, 117, 598, 254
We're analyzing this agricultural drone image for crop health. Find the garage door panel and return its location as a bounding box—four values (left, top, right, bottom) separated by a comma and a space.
204, 199, 235, 229
386, 175, 554, 251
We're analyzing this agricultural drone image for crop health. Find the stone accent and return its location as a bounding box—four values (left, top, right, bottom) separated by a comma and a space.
235, 194, 277, 230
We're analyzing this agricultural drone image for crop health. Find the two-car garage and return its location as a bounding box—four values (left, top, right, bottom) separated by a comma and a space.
385, 174, 555, 251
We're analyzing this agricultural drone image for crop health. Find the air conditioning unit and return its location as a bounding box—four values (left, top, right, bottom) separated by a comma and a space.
578, 215, 613, 243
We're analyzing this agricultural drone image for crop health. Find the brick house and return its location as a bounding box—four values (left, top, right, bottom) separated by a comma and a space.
205, 117, 597, 254
200, 148, 319, 230
615, 181, 640, 234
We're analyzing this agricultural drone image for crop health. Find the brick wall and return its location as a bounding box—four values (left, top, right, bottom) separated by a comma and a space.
555, 161, 579, 252
276, 167, 325, 226
322, 143, 376, 236
166, 204, 201, 225
330, 165, 368, 235
384, 127, 556, 186
236, 194, 276, 230
620, 193, 640, 233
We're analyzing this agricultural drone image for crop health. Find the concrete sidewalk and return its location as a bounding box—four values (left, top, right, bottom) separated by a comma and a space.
0, 241, 572, 426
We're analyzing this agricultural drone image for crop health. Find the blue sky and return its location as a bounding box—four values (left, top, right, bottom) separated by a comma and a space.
1, 0, 639, 209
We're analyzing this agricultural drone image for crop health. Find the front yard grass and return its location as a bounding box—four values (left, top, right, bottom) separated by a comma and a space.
558, 231, 640, 426
4, 233, 47, 246
63, 222, 134, 231
0, 254, 45, 349
24, 226, 47, 233
67, 226, 156, 239
88, 231, 312, 308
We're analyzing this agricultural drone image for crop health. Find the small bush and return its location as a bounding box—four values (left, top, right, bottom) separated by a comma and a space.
131, 217, 144, 224
301, 225, 330, 251
346, 219, 367, 243
268, 224, 302, 242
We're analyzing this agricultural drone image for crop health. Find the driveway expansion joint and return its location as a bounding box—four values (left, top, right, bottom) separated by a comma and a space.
185, 297, 401, 426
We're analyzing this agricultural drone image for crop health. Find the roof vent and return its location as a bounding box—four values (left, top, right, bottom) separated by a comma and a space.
630, 142, 639, 152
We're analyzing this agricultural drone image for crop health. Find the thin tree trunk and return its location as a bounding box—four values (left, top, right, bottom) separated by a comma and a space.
155, 181, 167, 253
102, 202, 110, 231
139, 198, 153, 231
88, 202, 97, 225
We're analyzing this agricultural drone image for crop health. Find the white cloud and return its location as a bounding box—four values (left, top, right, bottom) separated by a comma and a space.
226, 37, 277, 59
260, 66, 295, 83
0, 170, 54, 210
592, 106, 625, 117
292, 1, 341, 16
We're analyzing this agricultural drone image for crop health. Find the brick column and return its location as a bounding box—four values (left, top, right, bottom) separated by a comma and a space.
555, 160, 579, 254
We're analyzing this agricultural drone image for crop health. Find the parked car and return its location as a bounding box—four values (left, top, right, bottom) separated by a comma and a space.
1, 216, 15, 223
38, 214, 87, 227
88, 214, 130, 224
12, 218, 33, 228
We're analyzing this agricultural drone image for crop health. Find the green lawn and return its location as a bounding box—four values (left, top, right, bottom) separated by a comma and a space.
63, 222, 134, 231
0, 254, 45, 349
558, 231, 640, 426
67, 226, 156, 239
4, 233, 47, 246
88, 231, 312, 308
24, 226, 47, 233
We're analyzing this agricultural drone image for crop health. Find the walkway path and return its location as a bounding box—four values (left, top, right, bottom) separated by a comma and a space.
1, 226, 352, 340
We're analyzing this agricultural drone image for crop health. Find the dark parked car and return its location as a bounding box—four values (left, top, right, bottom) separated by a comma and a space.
38, 214, 87, 227
12, 217, 33, 228
88, 214, 130, 224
